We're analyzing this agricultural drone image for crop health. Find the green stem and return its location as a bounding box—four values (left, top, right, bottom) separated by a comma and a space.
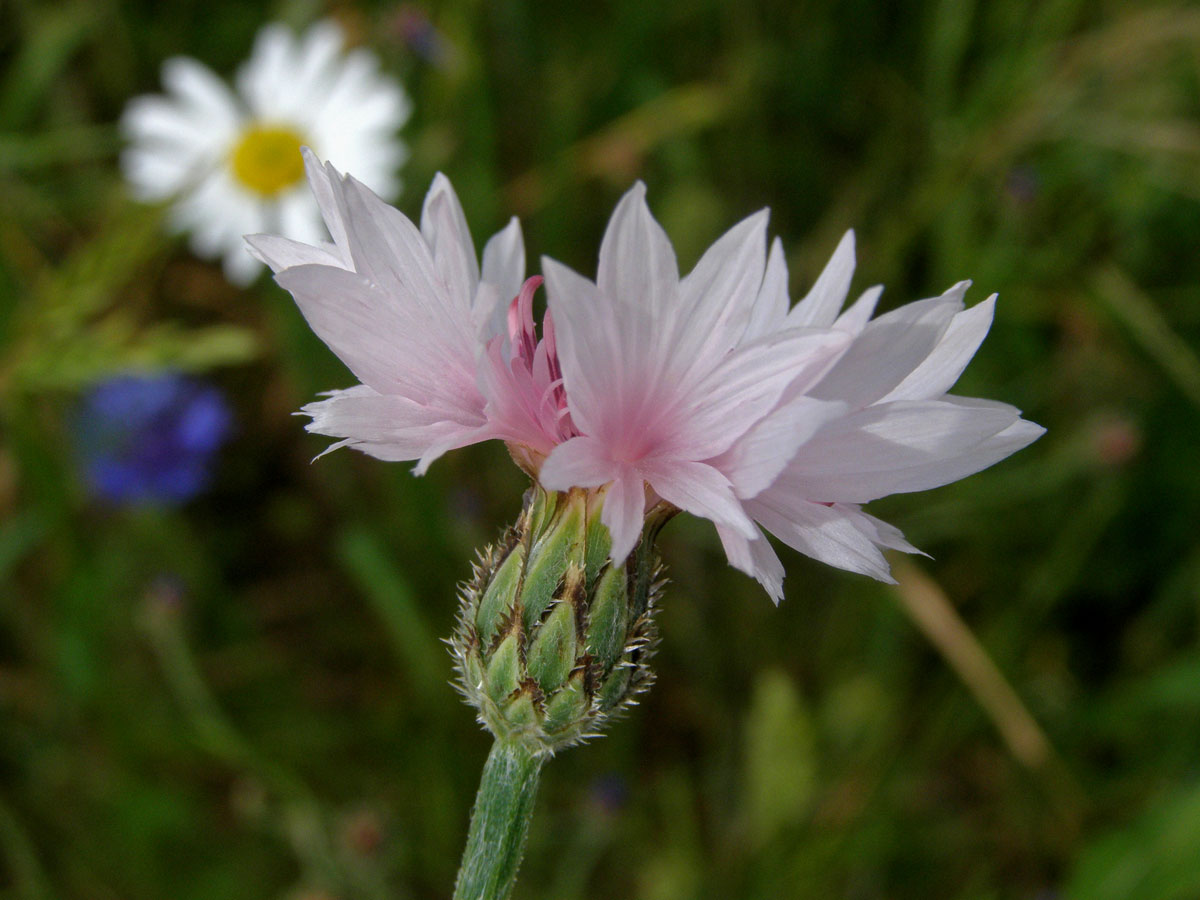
454, 740, 544, 900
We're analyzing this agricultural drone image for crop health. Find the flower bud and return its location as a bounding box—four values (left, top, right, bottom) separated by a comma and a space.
450, 486, 668, 754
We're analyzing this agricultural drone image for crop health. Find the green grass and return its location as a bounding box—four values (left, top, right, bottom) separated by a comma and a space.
3, 1, 1200, 897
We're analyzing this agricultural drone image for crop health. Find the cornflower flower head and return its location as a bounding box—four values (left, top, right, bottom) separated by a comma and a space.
72, 373, 232, 506
250, 155, 1042, 601
122, 20, 409, 284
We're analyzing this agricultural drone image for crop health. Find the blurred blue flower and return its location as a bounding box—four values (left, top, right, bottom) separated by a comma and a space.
73, 373, 232, 506
389, 5, 455, 67
588, 772, 630, 817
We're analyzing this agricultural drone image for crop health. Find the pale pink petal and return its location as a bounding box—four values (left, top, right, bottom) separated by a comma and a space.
540, 436, 647, 563
477, 217, 526, 340
781, 398, 1041, 503
787, 230, 855, 328
742, 237, 790, 343
670, 328, 851, 458
672, 209, 768, 365
596, 182, 678, 319
301, 148, 350, 255
538, 436, 622, 490
810, 284, 967, 408
275, 263, 480, 413
711, 396, 847, 499
718, 524, 785, 604
302, 385, 486, 461
879, 295, 996, 402
832, 285, 883, 337
337, 173, 441, 299
639, 458, 756, 538
601, 472, 648, 565
747, 495, 896, 582
336, 176, 479, 372
541, 257, 627, 440
481, 217, 525, 305
421, 173, 481, 306
245, 233, 345, 271
838, 506, 925, 556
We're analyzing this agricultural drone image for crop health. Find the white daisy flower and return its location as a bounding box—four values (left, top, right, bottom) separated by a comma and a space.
121, 20, 410, 285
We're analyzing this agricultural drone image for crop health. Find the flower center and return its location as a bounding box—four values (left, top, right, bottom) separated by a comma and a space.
230, 124, 308, 197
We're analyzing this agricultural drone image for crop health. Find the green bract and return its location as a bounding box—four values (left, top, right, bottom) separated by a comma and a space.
451, 486, 668, 754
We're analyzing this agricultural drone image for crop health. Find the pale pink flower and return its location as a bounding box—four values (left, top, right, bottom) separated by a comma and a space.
248, 161, 1042, 602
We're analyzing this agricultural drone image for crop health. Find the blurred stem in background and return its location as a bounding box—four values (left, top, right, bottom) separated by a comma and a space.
139, 572, 397, 900
0, 791, 52, 900
889, 560, 1084, 817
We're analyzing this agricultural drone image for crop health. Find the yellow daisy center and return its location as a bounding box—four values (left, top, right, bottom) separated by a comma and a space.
230, 124, 308, 197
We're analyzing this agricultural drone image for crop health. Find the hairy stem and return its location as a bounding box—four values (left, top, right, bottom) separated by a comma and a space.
454, 740, 544, 900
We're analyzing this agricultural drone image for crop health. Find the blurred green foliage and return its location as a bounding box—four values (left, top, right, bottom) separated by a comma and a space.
2, 0, 1200, 898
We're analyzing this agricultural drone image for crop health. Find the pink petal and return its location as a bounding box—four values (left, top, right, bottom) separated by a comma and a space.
838, 506, 925, 556
787, 230, 856, 328
481, 217, 525, 308
302, 385, 488, 471
781, 398, 1041, 503
601, 472, 648, 565
337, 174, 443, 307
879, 294, 996, 402
747, 495, 896, 582
718, 524, 785, 604
832, 285, 883, 337
244, 233, 345, 271
301, 149, 350, 255
541, 257, 631, 442
711, 396, 847, 499
540, 438, 649, 563
420, 173, 481, 306
538, 436, 623, 490
810, 284, 966, 408
672, 328, 851, 458
673, 209, 768, 366
639, 457, 757, 539
596, 182, 678, 321
742, 237, 790, 343
275, 263, 480, 414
